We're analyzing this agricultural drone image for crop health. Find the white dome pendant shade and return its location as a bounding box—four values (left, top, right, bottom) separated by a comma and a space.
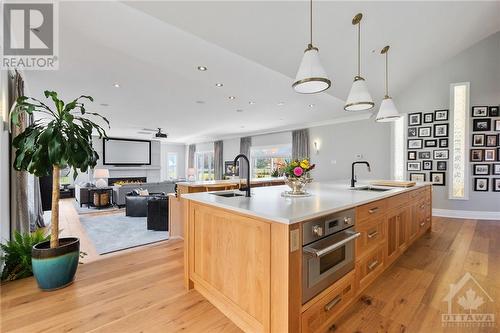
344, 14, 374, 111
293, 45, 331, 94
376, 45, 401, 122
292, 0, 331, 94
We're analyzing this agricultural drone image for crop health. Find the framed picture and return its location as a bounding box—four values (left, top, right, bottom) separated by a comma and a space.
488, 106, 499, 117
410, 173, 426, 182
408, 151, 417, 160
408, 139, 423, 149
472, 134, 485, 147
493, 178, 500, 192
474, 178, 489, 192
471, 149, 484, 162
418, 151, 431, 159
408, 113, 422, 126
433, 149, 449, 160
493, 164, 500, 175
434, 109, 449, 121
473, 119, 491, 132
437, 161, 447, 171
424, 139, 437, 148
473, 164, 490, 176
224, 160, 239, 176
484, 149, 496, 162
439, 138, 449, 148
433, 123, 449, 137
486, 134, 498, 147
407, 162, 421, 171
423, 113, 434, 123
472, 106, 488, 117
418, 127, 432, 137
430, 172, 446, 186
496, 120, 500, 131
408, 127, 418, 138
422, 160, 433, 170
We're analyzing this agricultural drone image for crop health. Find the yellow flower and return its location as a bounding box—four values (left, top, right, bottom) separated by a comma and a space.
300, 160, 310, 169
291, 161, 299, 167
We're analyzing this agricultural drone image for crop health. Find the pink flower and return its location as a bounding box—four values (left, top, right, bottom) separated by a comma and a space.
293, 167, 304, 177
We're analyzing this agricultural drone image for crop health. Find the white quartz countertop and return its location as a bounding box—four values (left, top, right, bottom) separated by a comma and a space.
176, 177, 284, 187
181, 181, 431, 224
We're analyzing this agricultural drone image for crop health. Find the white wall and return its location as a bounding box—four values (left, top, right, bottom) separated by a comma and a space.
396, 32, 500, 212
222, 137, 239, 164
0, 70, 10, 243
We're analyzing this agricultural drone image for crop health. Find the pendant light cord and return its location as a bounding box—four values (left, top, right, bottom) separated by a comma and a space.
310, 0, 313, 46
385, 51, 389, 97
357, 21, 361, 77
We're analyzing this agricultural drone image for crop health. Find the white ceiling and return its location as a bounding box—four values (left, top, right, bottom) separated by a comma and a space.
24, 1, 500, 144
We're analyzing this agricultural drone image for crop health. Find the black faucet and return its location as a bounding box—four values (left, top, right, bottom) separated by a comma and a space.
351, 161, 371, 188
234, 154, 251, 197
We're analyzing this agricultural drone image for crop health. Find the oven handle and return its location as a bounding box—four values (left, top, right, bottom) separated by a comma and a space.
303, 231, 361, 257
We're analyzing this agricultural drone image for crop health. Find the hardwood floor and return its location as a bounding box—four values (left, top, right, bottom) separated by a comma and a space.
2, 216, 499, 332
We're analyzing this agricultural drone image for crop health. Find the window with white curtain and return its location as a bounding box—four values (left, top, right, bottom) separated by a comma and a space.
250, 144, 292, 178
167, 152, 177, 179
449, 82, 469, 200
195, 151, 214, 181
392, 115, 405, 181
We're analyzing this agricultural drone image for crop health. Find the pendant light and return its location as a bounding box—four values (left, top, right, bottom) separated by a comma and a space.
376, 45, 401, 122
344, 13, 374, 111
292, 0, 331, 94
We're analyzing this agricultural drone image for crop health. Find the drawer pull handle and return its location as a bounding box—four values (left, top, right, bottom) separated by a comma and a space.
426, 217, 431, 222
368, 260, 379, 270
368, 207, 379, 214
367, 231, 379, 239
420, 222, 426, 227
420, 204, 425, 209
324, 295, 342, 312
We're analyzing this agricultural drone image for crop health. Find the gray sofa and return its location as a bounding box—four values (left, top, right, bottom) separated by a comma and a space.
113, 181, 176, 206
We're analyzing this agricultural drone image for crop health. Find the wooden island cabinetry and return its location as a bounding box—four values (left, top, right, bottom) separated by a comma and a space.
183, 183, 432, 333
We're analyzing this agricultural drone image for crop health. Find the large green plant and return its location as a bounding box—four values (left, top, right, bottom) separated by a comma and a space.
11, 91, 109, 248
1, 230, 49, 281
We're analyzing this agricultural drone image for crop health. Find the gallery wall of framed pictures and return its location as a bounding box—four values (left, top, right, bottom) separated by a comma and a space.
471, 105, 500, 192
407, 109, 449, 186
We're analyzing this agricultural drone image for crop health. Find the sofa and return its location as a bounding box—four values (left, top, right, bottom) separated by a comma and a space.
113, 181, 176, 206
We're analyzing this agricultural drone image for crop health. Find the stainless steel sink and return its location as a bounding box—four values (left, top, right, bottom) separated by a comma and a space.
210, 192, 244, 198
350, 186, 392, 192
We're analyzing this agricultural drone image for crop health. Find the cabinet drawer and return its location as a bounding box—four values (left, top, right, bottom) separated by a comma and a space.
387, 193, 409, 210
357, 199, 387, 222
301, 272, 355, 333
356, 216, 386, 258
356, 245, 384, 293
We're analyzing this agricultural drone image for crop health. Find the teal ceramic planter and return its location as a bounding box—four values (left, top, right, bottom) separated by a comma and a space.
32, 237, 80, 291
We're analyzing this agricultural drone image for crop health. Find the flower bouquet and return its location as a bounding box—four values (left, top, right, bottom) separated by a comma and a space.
282, 159, 315, 195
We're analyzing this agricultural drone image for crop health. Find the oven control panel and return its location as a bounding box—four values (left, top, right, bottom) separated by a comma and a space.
302, 209, 356, 245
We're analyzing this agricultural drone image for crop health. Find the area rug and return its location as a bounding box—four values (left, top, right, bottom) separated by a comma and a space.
73, 199, 122, 215
79, 213, 169, 255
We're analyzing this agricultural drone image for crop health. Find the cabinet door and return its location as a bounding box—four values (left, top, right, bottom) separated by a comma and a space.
408, 203, 419, 244
397, 207, 409, 252
386, 211, 399, 266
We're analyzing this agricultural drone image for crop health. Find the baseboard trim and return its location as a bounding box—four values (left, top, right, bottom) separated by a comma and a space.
432, 209, 500, 220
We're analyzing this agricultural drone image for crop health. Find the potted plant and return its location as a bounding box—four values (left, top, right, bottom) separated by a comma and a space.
10, 91, 108, 290
283, 159, 315, 195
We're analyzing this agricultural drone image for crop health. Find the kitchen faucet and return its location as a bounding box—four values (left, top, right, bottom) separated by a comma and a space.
234, 154, 251, 197
351, 161, 371, 188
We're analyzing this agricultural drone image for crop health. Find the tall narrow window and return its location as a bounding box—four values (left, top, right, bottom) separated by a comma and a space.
195, 151, 214, 181
450, 82, 469, 200
167, 152, 177, 179
392, 115, 405, 181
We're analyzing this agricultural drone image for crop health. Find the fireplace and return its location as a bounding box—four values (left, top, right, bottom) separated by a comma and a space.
108, 177, 147, 186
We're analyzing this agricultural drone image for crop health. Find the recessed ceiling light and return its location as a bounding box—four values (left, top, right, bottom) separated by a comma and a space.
236, 109, 243, 113
195, 100, 205, 104
113, 83, 120, 88
248, 101, 255, 105
277, 102, 285, 106
100, 103, 109, 107
215, 83, 223, 87
308, 104, 315, 108
228, 96, 236, 100
197, 66, 207, 71
279, 118, 284, 121
240, 126, 245, 128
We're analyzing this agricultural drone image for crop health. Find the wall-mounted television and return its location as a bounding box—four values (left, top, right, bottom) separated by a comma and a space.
103, 138, 151, 165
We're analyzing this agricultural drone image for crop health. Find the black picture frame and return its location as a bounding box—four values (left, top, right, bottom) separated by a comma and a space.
409, 173, 426, 182
433, 149, 449, 160
473, 164, 490, 176
493, 164, 500, 175
433, 123, 449, 137
424, 139, 437, 148
224, 161, 239, 176
471, 149, 484, 162
418, 151, 431, 159
408, 139, 423, 149
472, 134, 485, 147
472, 106, 488, 117
493, 178, 500, 192
484, 149, 497, 162
430, 172, 446, 186
489, 106, 499, 117
474, 178, 489, 192
486, 134, 498, 147
437, 161, 447, 171
423, 113, 433, 123
407, 162, 421, 171
418, 127, 432, 137
408, 127, 418, 138
408, 113, 422, 126
434, 109, 449, 121
473, 119, 491, 132
408, 151, 417, 160
439, 138, 449, 148
422, 160, 433, 170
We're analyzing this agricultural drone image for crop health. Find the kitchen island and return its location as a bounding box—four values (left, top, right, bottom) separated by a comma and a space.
182, 182, 432, 333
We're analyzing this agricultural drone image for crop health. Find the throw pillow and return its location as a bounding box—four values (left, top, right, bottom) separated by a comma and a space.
138, 189, 149, 196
